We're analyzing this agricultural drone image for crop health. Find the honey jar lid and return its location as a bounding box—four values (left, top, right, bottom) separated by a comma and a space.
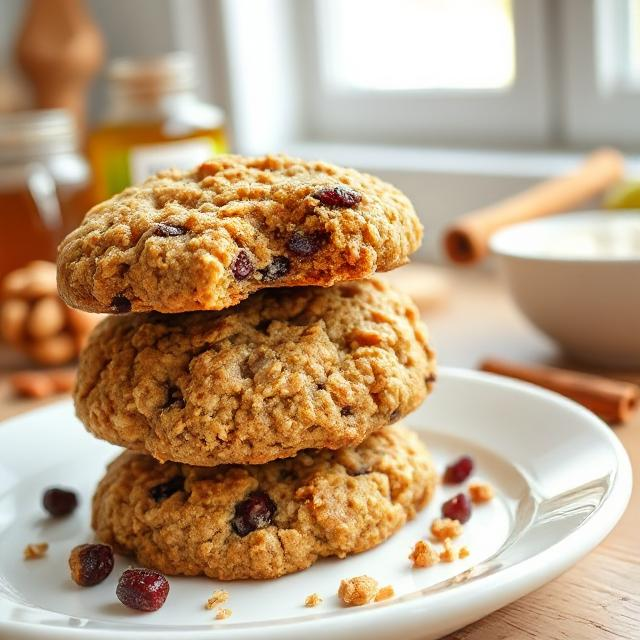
108, 51, 197, 98
0, 109, 77, 162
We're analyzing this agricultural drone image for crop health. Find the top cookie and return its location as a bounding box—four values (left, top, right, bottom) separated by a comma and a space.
57, 154, 423, 314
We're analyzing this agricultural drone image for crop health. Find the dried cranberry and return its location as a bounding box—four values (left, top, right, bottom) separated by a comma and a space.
340, 406, 353, 417
443, 456, 474, 484
116, 568, 170, 612
69, 544, 114, 587
314, 186, 362, 208
110, 295, 131, 313
441, 493, 472, 524
231, 250, 254, 281
260, 256, 290, 281
43, 487, 78, 517
287, 231, 328, 256
149, 476, 184, 502
154, 223, 186, 237
232, 491, 277, 537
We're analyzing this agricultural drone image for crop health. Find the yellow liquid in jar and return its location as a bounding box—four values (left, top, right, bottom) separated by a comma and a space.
88, 121, 227, 202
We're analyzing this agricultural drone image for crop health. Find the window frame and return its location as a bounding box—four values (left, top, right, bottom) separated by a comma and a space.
293, 0, 553, 148
560, 0, 640, 149
188, 0, 640, 153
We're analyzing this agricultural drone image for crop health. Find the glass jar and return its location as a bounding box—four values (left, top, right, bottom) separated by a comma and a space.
88, 52, 228, 201
0, 109, 91, 281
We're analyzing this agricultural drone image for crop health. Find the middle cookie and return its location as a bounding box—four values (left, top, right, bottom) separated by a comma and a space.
75, 278, 436, 466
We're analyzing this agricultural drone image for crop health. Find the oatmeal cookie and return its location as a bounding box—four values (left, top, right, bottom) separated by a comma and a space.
92, 425, 437, 580
75, 279, 436, 466
57, 154, 423, 313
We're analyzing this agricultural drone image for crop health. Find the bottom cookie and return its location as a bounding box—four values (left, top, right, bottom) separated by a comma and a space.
92, 425, 437, 580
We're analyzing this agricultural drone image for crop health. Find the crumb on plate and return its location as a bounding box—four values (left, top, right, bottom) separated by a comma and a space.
430, 517, 463, 541
439, 538, 458, 563
409, 540, 439, 568
24, 542, 48, 560
205, 589, 229, 609
374, 585, 395, 602
304, 593, 323, 607
459, 546, 471, 559
215, 608, 232, 620
469, 482, 494, 503
338, 575, 378, 606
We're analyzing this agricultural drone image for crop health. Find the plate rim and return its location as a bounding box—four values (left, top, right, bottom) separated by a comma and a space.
0, 367, 632, 639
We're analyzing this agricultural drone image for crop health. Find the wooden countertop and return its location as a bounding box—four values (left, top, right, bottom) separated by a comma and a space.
0, 267, 637, 639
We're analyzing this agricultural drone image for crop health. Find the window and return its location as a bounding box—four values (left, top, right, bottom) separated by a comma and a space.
212, 0, 640, 151
562, 0, 640, 148
296, 0, 550, 147
630, 0, 640, 85
318, 0, 516, 91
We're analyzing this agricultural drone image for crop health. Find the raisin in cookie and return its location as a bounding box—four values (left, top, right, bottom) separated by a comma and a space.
75, 279, 436, 466
92, 424, 437, 580
57, 154, 422, 313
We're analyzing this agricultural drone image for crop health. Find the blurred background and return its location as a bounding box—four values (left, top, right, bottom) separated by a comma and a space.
3, 0, 640, 261
0, 0, 639, 420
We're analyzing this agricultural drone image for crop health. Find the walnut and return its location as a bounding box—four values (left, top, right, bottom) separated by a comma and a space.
0, 261, 101, 366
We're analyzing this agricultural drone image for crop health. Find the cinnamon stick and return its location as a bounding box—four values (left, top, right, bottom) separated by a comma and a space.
479, 358, 639, 425
444, 148, 625, 265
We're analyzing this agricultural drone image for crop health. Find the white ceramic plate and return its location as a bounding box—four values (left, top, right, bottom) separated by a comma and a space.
0, 368, 631, 640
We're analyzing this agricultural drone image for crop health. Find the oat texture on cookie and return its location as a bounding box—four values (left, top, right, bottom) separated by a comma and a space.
75, 279, 436, 466
91, 425, 437, 580
57, 154, 423, 314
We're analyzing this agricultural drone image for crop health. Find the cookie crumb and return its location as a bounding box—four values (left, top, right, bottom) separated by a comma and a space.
205, 589, 229, 609
374, 585, 395, 602
439, 538, 458, 563
24, 542, 48, 560
469, 482, 494, 503
338, 575, 378, 606
304, 593, 323, 608
459, 546, 470, 559
409, 540, 439, 568
215, 608, 232, 620
430, 517, 463, 541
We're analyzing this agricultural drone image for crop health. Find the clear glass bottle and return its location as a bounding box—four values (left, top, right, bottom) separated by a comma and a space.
88, 52, 228, 201
0, 109, 91, 281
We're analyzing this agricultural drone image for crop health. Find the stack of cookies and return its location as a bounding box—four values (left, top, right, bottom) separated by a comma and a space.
57, 154, 438, 580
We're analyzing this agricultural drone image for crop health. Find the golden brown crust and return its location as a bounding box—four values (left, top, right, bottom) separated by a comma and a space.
57, 154, 423, 314
75, 279, 436, 466
92, 425, 437, 580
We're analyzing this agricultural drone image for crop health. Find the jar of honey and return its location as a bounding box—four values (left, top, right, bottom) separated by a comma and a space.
88, 52, 227, 201
0, 109, 91, 282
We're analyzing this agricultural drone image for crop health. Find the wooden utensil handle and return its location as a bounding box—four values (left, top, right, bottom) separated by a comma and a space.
479, 358, 639, 425
444, 148, 625, 265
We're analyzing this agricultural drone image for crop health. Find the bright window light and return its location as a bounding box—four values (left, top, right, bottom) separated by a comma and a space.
629, 0, 640, 84
318, 0, 516, 91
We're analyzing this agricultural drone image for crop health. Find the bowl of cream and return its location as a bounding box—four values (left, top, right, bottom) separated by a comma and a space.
490, 211, 640, 369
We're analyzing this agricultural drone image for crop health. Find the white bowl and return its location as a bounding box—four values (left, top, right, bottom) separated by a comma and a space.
490, 211, 640, 369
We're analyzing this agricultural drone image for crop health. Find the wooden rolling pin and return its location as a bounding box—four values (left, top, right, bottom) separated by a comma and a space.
15, 0, 104, 138
444, 148, 625, 264
479, 358, 639, 425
